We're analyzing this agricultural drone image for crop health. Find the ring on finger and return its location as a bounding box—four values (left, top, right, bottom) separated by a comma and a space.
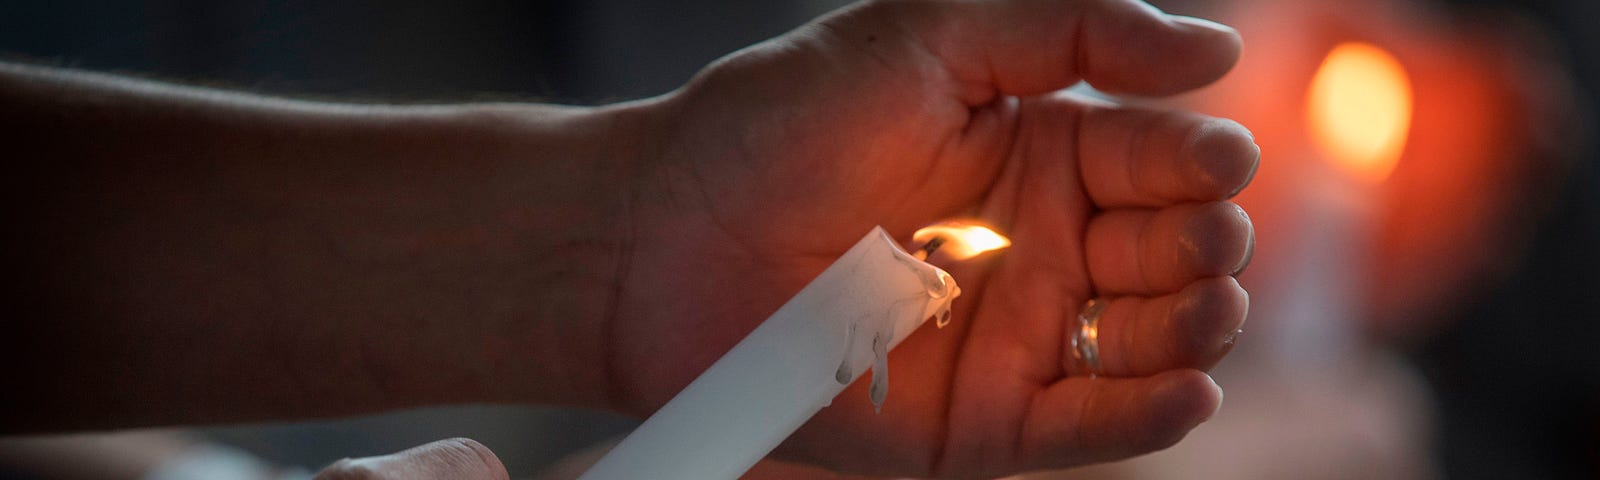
1071, 297, 1107, 377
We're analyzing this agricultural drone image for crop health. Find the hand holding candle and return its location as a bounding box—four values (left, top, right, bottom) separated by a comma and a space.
583, 225, 990, 479
599, 0, 1258, 477
0, 0, 1257, 476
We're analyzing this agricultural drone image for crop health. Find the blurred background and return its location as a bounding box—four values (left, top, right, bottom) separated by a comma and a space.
0, 0, 1596, 478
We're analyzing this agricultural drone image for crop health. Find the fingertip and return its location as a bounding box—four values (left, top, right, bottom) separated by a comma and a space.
1184, 118, 1260, 200
1144, 370, 1223, 450
1161, 15, 1244, 93
1180, 201, 1254, 278
438, 438, 510, 480
388, 438, 509, 480
1180, 370, 1226, 422
1234, 225, 1256, 276
1169, 15, 1239, 37
1023, 372, 1224, 470
1170, 15, 1244, 68
1173, 276, 1250, 367
1086, 6, 1243, 95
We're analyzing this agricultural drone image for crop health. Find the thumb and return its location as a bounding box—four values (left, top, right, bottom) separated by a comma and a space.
824, 0, 1242, 100
314, 438, 510, 480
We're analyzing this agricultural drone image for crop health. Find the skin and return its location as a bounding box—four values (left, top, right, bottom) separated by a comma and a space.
316, 439, 510, 480
0, 0, 1256, 478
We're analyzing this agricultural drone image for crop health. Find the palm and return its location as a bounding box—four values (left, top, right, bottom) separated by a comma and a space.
611, 2, 1255, 477
757, 92, 1107, 478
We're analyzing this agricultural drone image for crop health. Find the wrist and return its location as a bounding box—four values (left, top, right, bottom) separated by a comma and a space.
432, 100, 662, 410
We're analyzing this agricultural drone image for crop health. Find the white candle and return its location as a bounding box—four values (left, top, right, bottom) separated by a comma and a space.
1271, 41, 1410, 373
580, 226, 983, 480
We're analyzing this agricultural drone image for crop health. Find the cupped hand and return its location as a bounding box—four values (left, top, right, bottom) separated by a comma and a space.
610, 0, 1258, 477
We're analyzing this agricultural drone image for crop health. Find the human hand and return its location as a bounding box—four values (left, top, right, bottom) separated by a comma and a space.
0, 0, 1251, 474
605, 0, 1257, 477
313, 438, 507, 480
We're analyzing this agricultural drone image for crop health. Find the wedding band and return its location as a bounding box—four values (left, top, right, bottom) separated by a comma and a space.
1071, 298, 1107, 377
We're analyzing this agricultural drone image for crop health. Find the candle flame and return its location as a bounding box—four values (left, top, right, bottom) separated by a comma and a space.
913, 221, 1011, 261
1306, 42, 1413, 184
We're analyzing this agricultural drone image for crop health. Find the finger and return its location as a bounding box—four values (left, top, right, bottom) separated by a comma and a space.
1078, 104, 1260, 208
1065, 277, 1248, 377
1019, 369, 1222, 470
863, 0, 1242, 100
315, 438, 509, 480
1084, 201, 1253, 295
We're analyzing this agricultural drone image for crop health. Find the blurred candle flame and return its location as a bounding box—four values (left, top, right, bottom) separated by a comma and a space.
1306, 42, 1413, 184
912, 221, 1011, 261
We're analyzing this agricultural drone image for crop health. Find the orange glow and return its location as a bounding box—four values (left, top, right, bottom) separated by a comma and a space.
1306, 42, 1413, 184
913, 221, 1011, 261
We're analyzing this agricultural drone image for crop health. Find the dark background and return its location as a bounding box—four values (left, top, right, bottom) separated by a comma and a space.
0, 0, 834, 103
1418, 0, 1600, 478
1, 0, 1596, 478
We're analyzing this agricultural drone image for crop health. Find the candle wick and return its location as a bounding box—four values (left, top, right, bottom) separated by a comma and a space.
912, 236, 947, 261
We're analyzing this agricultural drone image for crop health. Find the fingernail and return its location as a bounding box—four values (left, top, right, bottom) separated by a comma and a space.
1230, 208, 1255, 275
1171, 15, 1239, 36
1226, 144, 1261, 198
1188, 119, 1259, 199
1203, 373, 1225, 419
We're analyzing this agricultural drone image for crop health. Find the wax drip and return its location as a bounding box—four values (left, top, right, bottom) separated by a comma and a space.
893, 254, 961, 329
892, 254, 953, 300
934, 301, 954, 328
931, 278, 960, 328
869, 329, 891, 413
835, 323, 857, 385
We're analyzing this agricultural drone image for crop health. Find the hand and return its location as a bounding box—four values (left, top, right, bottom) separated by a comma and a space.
608, 0, 1257, 477
314, 438, 508, 480
0, 0, 1251, 474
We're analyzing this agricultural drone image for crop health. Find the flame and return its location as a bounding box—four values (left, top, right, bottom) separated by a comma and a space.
1306, 42, 1413, 184
912, 221, 1012, 261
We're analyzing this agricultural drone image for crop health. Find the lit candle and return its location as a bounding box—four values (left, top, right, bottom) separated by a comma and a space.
1306, 42, 1410, 185
1273, 41, 1411, 370
580, 223, 1009, 480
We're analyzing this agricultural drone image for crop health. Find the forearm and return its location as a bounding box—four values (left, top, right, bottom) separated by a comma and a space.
0, 63, 640, 432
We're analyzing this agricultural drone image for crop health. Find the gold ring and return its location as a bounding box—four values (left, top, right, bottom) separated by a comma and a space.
1070, 298, 1107, 377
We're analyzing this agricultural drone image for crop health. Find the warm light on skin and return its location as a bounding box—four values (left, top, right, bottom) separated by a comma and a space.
1306, 42, 1413, 184
913, 222, 1012, 260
